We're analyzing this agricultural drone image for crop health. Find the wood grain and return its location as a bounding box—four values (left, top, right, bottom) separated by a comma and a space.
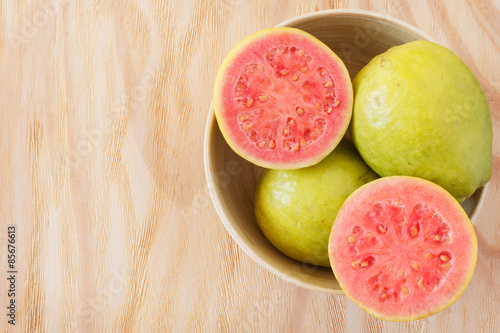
0, 0, 499, 332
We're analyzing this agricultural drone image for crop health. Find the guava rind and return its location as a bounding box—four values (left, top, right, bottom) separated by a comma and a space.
214, 27, 353, 169
351, 40, 492, 201
254, 140, 378, 267
328, 176, 478, 321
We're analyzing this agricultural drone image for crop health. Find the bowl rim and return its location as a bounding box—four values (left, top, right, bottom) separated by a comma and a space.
203, 8, 486, 294
275, 8, 437, 43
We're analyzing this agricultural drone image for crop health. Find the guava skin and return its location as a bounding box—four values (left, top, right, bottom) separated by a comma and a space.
351, 40, 492, 201
254, 140, 378, 267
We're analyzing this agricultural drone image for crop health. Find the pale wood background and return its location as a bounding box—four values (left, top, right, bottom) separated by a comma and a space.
0, 0, 499, 332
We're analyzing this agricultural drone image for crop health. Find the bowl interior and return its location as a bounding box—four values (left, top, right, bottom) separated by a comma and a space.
205, 10, 484, 294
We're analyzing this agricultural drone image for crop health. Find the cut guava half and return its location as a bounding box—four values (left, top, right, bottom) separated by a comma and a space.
328, 176, 477, 321
214, 27, 353, 169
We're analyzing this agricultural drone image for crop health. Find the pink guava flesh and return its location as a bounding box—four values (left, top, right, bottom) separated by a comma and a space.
214, 28, 352, 169
328, 176, 477, 321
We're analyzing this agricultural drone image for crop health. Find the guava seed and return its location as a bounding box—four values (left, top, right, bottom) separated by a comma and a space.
418, 278, 424, 290
412, 262, 421, 271
378, 225, 387, 234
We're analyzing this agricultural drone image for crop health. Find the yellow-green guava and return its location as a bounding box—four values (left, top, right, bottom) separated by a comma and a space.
351, 41, 492, 201
254, 140, 378, 267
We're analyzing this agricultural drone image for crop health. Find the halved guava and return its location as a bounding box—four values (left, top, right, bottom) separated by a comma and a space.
214, 27, 353, 169
328, 176, 477, 321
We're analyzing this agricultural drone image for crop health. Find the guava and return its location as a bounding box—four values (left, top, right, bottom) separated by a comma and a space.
329, 176, 477, 321
214, 27, 353, 169
351, 40, 492, 201
254, 140, 378, 267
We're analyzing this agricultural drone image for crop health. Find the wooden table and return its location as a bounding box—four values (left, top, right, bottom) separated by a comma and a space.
0, 0, 498, 332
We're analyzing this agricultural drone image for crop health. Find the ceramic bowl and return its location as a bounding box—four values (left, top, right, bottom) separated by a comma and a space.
204, 9, 486, 294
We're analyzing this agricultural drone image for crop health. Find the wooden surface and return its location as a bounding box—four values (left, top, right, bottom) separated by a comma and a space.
0, 0, 498, 332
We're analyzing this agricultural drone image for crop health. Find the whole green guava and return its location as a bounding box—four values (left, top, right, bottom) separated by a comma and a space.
351, 41, 492, 201
254, 140, 378, 267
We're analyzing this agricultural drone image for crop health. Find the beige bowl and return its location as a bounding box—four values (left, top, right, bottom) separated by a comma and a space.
204, 9, 486, 294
